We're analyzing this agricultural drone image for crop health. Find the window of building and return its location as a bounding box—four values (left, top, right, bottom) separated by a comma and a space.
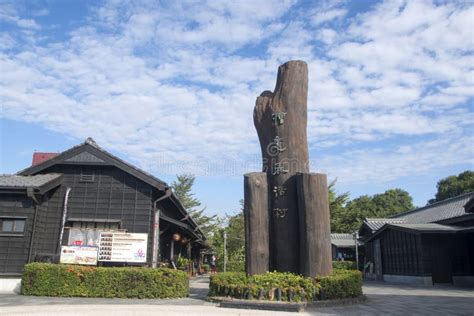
0, 218, 26, 234
80, 170, 95, 182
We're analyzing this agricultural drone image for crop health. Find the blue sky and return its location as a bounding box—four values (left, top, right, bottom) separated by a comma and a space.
1, 0, 473, 216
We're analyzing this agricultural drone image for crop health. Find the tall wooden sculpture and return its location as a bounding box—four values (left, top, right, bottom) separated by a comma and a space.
244, 60, 332, 277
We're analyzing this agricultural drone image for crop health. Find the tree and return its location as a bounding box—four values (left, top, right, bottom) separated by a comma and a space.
208, 200, 245, 272
171, 174, 218, 240
372, 189, 414, 217
338, 195, 377, 233
328, 180, 350, 233
171, 174, 201, 211
428, 170, 474, 204
332, 189, 414, 233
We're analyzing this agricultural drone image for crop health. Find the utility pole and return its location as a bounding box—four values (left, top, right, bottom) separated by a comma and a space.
223, 231, 227, 273
354, 231, 359, 270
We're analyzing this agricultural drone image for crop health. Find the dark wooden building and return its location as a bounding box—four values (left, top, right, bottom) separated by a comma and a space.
360, 192, 474, 286
0, 138, 205, 275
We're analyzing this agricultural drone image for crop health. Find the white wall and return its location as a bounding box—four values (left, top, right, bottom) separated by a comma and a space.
0, 278, 21, 293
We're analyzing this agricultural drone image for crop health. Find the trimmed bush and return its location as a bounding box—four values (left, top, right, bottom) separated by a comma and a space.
216, 260, 245, 273
332, 261, 357, 270
21, 263, 189, 298
226, 260, 245, 272
209, 271, 318, 302
317, 269, 363, 300
209, 269, 363, 302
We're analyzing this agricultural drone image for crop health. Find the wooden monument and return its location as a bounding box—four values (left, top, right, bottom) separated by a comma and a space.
244, 60, 332, 277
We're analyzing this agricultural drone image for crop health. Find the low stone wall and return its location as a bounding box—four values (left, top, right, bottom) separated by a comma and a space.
453, 276, 474, 287
383, 274, 432, 286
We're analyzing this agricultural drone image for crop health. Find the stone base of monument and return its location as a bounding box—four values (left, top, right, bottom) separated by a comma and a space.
208, 295, 367, 313
211, 297, 306, 312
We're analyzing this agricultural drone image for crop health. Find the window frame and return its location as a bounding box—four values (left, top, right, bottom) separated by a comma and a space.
79, 169, 95, 183
0, 216, 27, 236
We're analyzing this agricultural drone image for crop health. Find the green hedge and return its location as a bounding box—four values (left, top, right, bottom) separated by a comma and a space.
216, 260, 245, 273
209, 271, 318, 302
209, 269, 362, 302
332, 261, 357, 270
318, 269, 363, 300
21, 263, 189, 298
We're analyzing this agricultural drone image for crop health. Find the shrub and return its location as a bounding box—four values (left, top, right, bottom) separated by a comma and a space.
216, 260, 245, 273
332, 261, 357, 270
176, 257, 191, 268
317, 269, 363, 300
21, 263, 189, 298
226, 260, 245, 272
209, 271, 318, 302
201, 264, 210, 273
209, 269, 363, 302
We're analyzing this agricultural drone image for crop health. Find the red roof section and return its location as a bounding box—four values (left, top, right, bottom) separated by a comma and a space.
32, 152, 59, 166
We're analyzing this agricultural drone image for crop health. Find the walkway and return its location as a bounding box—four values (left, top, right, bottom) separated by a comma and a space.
0, 279, 473, 315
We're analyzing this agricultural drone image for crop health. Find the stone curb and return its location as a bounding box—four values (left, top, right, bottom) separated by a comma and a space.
208, 295, 366, 313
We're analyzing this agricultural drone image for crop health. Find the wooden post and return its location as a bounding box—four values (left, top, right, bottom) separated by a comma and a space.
253, 60, 309, 273
244, 172, 269, 275
297, 173, 333, 277
151, 207, 160, 268
246, 60, 333, 276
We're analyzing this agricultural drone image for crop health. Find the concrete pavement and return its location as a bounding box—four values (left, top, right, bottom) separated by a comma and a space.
0, 277, 473, 315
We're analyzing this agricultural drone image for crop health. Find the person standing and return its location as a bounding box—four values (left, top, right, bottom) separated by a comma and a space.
210, 255, 217, 274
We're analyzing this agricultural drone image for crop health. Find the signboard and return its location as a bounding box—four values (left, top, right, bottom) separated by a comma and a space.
98, 232, 148, 263
60, 246, 98, 265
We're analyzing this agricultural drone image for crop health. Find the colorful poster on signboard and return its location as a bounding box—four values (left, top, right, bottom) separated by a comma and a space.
60, 246, 98, 265
98, 232, 148, 263
68, 229, 101, 247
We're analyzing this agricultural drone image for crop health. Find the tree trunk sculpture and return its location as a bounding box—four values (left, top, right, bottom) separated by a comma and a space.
244, 60, 332, 277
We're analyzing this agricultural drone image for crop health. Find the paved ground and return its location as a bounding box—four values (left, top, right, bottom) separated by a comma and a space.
0, 277, 473, 315
311, 281, 474, 315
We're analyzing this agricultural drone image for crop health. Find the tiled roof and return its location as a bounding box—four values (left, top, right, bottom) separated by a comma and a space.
19, 138, 167, 189
32, 152, 58, 166
391, 192, 474, 224
365, 223, 474, 242
331, 233, 356, 247
0, 174, 62, 189
363, 218, 406, 232
388, 223, 466, 232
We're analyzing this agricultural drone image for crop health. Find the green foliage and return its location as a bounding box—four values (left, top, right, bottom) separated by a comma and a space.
176, 257, 191, 268
335, 188, 414, 232
428, 170, 474, 204
372, 189, 414, 217
209, 272, 318, 302
317, 269, 363, 300
171, 174, 202, 211
328, 180, 350, 233
332, 261, 357, 270
171, 173, 219, 240
209, 269, 363, 302
201, 264, 210, 273
211, 201, 245, 272
222, 260, 245, 273
21, 263, 189, 298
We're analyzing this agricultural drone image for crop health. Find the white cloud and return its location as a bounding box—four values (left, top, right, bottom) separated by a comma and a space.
311, 8, 348, 25
0, 0, 472, 187
0, 3, 41, 30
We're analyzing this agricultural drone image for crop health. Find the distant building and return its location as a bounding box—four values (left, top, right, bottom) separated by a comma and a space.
331, 233, 357, 261
0, 138, 205, 275
359, 192, 474, 286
